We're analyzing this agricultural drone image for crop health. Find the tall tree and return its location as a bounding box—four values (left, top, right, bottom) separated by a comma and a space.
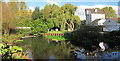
28, 9, 32, 18
61, 3, 78, 31
2, 2, 18, 34
19, 0, 28, 18
32, 7, 41, 20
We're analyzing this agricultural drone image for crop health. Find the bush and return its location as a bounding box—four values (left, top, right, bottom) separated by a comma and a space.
17, 29, 32, 36
67, 26, 101, 43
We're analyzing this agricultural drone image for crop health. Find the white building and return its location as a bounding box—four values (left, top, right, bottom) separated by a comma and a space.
85, 9, 105, 25
85, 8, 120, 32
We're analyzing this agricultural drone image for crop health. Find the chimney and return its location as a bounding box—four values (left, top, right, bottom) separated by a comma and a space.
94, 9, 97, 12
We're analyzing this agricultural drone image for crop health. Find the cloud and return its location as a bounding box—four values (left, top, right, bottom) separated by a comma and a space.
46, 0, 59, 5
57, 1, 61, 3
75, 5, 119, 20
29, 7, 35, 12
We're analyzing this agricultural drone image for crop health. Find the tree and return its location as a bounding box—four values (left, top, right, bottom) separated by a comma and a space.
61, 3, 78, 31
32, 18, 48, 35
2, 2, 18, 34
46, 18, 54, 31
32, 7, 41, 20
109, 7, 117, 17
42, 4, 60, 28
73, 16, 81, 30
18, 0, 28, 18
28, 9, 32, 18
40, 3, 81, 31
102, 7, 110, 19
102, 7, 117, 19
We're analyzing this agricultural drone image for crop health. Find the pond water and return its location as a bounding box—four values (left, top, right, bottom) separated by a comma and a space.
18, 37, 75, 59
18, 37, 120, 60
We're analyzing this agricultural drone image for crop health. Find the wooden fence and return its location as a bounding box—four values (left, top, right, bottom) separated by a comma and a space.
45, 33, 64, 36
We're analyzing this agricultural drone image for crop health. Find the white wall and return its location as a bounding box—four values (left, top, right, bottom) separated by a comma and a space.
91, 14, 105, 22
86, 14, 91, 25
98, 19, 106, 25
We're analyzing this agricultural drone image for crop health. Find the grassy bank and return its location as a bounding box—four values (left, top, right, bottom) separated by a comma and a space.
45, 35, 66, 41
45, 30, 66, 41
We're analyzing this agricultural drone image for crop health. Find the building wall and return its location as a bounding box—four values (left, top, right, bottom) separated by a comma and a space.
103, 18, 119, 31
98, 19, 106, 25
85, 10, 105, 25
103, 26, 119, 31
85, 10, 91, 25
91, 14, 105, 22
86, 14, 91, 25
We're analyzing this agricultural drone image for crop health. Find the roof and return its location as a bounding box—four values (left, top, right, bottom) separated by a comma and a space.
92, 19, 101, 23
109, 17, 120, 22
85, 9, 105, 14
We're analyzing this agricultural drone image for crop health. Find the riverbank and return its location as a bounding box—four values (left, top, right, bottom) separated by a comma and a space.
1, 34, 31, 59
45, 35, 66, 41
44, 30, 68, 41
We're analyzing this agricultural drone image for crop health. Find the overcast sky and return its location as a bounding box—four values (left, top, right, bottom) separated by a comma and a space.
5, 0, 120, 20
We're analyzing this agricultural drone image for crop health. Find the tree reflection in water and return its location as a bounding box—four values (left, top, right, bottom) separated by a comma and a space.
18, 37, 73, 59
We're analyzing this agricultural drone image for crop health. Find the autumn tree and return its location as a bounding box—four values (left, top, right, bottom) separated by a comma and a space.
2, 2, 18, 34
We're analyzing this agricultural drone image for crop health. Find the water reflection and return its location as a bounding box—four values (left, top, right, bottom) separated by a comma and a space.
18, 37, 120, 60
18, 37, 72, 59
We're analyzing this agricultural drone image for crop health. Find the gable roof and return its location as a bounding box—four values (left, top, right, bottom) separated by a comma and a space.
104, 18, 118, 26
92, 19, 101, 23
85, 9, 105, 14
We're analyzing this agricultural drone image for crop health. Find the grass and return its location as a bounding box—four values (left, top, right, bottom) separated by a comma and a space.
45, 35, 66, 41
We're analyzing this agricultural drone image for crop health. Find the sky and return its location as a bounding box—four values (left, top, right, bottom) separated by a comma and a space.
5, 0, 120, 20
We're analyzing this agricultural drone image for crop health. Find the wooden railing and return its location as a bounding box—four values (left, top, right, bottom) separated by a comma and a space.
45, 33, 64, 36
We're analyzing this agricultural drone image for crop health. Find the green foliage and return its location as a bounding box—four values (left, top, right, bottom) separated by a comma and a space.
1, 34, 29, 59
66, 26, 102, 44
33, 3, 81, 32
46, 18, 54, 29
32, 7, 41, 20
73, 16, 81, 30
32, 18, 48, 35
102, 7, 117, 19
15, 40, 23, 42
17, 29, 32, 36
1, 43, 23, 59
